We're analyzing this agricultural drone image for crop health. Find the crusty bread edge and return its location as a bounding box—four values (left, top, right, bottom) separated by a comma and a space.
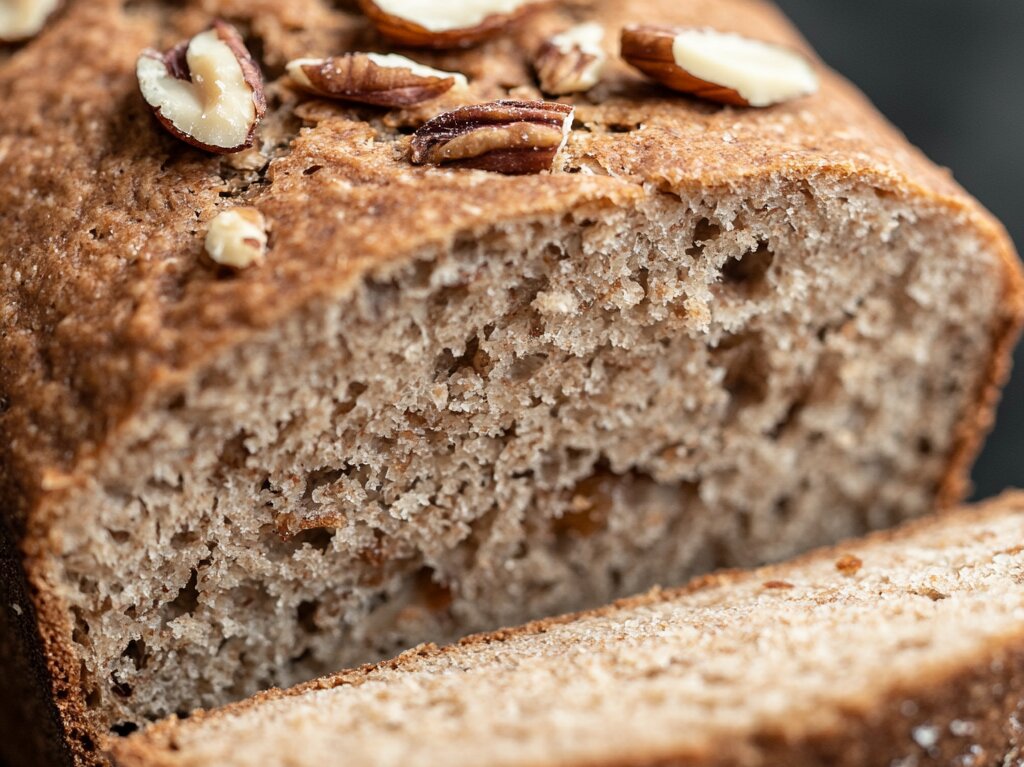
108, 492, 1024, 767
934, 208, 1024, 509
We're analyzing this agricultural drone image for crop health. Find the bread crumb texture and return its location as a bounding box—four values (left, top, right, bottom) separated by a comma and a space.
110, 494, 1024, 767
0, 0, 1020, 761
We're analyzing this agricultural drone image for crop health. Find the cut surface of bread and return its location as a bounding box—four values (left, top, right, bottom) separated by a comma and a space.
0, 0, 1021, 764
109, 492, 1024, 767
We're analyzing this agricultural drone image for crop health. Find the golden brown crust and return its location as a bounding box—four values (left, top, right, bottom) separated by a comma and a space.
0, 0, 1021, 763
108, 492, 1024, 767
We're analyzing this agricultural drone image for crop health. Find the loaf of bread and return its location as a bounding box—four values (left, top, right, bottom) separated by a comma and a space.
107, 492, 1024, 767
0, 0, 1020, 764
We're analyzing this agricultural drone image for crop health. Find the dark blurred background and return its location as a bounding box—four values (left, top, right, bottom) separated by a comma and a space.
775, 0, 1023, 499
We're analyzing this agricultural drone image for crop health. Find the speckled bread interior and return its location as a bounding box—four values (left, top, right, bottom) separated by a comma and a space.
108, 493, 1024, 767
0, 0, 1020, 764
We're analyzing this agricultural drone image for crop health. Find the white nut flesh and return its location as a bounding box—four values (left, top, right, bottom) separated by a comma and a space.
137, 28, 258, 151
544, 22, 607, 93
0, 0, 60, 41
671, 28, 818, 107
370, 0, 536, 32
205, 208, 267, 269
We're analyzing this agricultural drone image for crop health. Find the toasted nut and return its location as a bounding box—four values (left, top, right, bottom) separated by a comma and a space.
358, 0, 544, 48
835, 554, 863, 576
0, 0, 60, 41
287, 52, 467, 107
535, 22, 606, 95
137, 21, 266, 154
620, 25, 818, 107
411, 99, 573, 175
205, 208, 267, 269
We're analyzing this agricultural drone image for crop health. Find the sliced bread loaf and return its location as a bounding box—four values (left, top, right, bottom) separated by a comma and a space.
0, 0, 1020, 763
110, 492, 1024, 767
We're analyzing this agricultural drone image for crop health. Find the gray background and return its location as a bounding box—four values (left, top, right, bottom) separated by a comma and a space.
775, 0, 1022, 499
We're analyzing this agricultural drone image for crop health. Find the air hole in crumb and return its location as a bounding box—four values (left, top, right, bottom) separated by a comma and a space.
414, 567, 454, 613
335, 381, 368, 415
218, 430, 252, 470
543, 242, 566, 261
296, 600, 320, 633
435, 336, 490, 378
110, 680, 133, 698
554, 466, 615, 539
71, 608, 90, 647
721, 240, 774, 291
110, 722, 139, 737
85, 686, 102, 709
108, 529, 132, 544
717, 333, 770, 414
772, 496, 795, 523
303, 164, 323, 176
170, 528, 200, 549
166, 568, 200, 619
686, 218, 722, 256
609, 568, 623, 591
508, 353, 548, 382
303, 467, 345, 508
122, 638, 149, 671
292, 527, 335, 552
917, 436, 935, 456
736, 510, 753, 538
912, 587, 948, 602
769, 388, 810, 440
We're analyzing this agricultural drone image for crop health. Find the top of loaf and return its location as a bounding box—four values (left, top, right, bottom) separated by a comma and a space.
0, 0, 1018, 523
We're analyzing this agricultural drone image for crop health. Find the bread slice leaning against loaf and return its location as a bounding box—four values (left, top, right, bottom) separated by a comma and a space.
108, 492, 1024, 767
0, 0, 1021, 764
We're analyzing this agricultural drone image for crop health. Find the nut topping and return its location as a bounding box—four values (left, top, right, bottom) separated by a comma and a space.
358, 0, 544, 48
0, 0, 59, 42
287, 52, 467, 107
137, 21, 266, 154
205, 208, 268, 269
621, 26, 818, 107
411, 99, 574, 175
535, 22, 607, 95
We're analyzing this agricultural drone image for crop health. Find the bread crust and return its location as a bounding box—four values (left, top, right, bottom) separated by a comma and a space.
0, 0, 1021, 763
108, 492, 1024, 767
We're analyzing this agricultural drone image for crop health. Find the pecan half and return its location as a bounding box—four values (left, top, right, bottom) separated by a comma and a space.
137, 20, 266, 153
410, 100, 574, 175
358, 0, 545, 49
621, 25, 818, 108
287, 52, 466, 107
0, 0, 60, 42
535, 22, 607, 95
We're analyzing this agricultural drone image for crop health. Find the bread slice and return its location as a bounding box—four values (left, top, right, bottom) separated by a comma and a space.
0, 0, 1021, 764
108, 492, 1024, 767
